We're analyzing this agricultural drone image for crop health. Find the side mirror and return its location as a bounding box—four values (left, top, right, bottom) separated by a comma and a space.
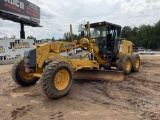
81, 31, 85, 37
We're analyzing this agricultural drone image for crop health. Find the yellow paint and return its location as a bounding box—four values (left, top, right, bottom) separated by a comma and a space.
51, 42, 62, 53
70, 24, 74, 42
135, 58, 140, 68
122, 40, 132, 55
87, 21, 91, 41
79, 38, 90, 47
126, 59, 131, 71
117, 40, 132, 58
72, 59, 99, 70
32, 73, 42, 77
38, 52, 68, 68
36, 43, 51, 65
22, 67, 34, 80
54, 69, 70, 90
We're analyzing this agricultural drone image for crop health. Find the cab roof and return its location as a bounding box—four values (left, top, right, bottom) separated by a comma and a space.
85, 21, 121, 29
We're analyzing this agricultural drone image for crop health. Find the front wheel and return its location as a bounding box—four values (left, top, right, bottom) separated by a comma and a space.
41, 60, 73, 99
11, 59, 38, 87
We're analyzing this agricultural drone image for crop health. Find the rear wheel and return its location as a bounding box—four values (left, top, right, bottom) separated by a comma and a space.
41, 60, 73, 99
118, 55, 132, 75
131, 54, 140, 72
11, 59, 38, 87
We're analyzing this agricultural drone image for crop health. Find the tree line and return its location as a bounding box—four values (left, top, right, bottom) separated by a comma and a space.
121, 20, 160, 50
1, 20, 160, 50
0, 35, 16, 40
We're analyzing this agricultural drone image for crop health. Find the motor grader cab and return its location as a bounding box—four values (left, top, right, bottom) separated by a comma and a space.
83, 22, 123, 69
11, 21, 140, 99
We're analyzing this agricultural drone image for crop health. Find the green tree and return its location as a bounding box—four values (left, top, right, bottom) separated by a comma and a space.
10, 35, 16, 39
121, 26, 132, 40
3, 36, 8, 40
63, 32, 71, 42
121, 22, 160, 50
52, 36, 55, 41
27, 36, 36, 40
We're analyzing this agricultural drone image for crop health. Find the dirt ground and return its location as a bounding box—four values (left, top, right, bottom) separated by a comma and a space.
0, 55, 160, 120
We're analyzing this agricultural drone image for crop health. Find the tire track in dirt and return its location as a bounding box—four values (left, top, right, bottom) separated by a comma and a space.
73, 71, 160, 120
11, 105, 33, 120
50, 111, 64, 120
140, 111, 160, 120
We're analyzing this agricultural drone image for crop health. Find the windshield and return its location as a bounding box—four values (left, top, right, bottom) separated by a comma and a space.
90, 26, 121, 40
90, 26, 106, 38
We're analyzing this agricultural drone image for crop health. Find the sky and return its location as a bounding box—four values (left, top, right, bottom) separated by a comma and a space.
0, 0, 160, 39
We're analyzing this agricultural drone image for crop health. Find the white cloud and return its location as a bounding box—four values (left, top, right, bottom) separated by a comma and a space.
120, 0, 160, 13
81, 0, 102, 4
40, 5, 58, 18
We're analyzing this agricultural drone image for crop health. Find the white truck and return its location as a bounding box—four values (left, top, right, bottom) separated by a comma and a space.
138, 49, 155, 55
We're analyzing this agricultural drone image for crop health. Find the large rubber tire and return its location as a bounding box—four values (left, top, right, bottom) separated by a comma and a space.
118, 55, 132, 75
131, 54, 140, 72
41, 60, 73, 99
11, 59, 38, 87
117, 55, 126, 71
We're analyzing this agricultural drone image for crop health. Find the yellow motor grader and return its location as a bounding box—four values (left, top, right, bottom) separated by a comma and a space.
11, 21, 140, 99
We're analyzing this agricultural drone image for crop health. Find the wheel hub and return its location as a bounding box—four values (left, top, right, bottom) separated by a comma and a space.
54, 69, 70, 91
135, 59, 140, 68
126, 59, 131, 71
22, 67, 34, 80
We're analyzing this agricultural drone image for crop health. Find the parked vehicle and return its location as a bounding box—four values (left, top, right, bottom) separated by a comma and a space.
138, 49, 155, 55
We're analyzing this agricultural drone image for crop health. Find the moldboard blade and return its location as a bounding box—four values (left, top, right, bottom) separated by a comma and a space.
74, 69, 124, 81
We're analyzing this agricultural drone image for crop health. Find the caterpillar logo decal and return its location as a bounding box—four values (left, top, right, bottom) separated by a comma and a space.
62, 43, 75, 49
